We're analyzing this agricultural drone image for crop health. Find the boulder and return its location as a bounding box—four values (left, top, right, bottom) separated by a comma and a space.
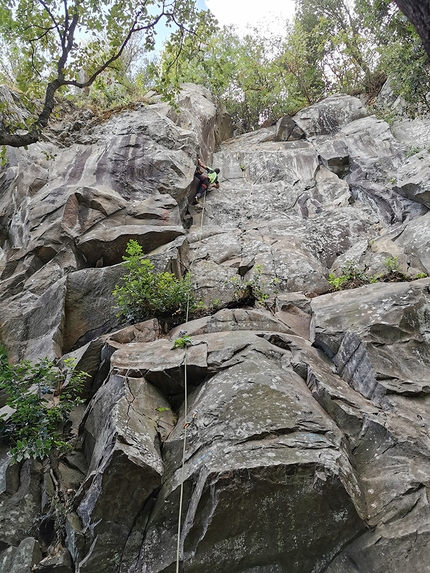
316, 139, 350, 178
0, 277, 67, 362
275, 115, 305, 141
392, 211, 430, 274
111, 339, 208, 408
136, 334, 366, 572
311, 278, 430, 398
75, 373, 173, 573
0, 537, 42, 573
0, 459, 42, 548
166, 83, 231, 161
34, 548, 74, 573
326, 506, 430, 573
395, 150, 430, 208
63, 266, 125, 354
293, 95, 368, 137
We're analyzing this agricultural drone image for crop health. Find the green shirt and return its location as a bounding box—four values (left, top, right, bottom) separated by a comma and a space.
207, 169, 218, 184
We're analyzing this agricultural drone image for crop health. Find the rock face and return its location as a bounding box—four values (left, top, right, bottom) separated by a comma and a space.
2, 85, 430, 572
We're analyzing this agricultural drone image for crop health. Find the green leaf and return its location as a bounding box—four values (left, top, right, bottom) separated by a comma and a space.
0, 346, 87, 462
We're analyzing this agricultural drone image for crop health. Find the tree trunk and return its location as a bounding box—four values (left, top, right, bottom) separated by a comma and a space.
394, 0, 430, 59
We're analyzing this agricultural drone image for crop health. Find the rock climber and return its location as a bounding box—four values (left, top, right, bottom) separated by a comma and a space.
193, 158, 220, 204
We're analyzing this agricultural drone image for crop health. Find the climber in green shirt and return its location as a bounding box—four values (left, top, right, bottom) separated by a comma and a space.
194, 158, 220, 204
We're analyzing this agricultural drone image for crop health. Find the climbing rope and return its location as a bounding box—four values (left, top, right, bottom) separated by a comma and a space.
199, 189, 207, 235
175, 184, 207, 571
175, 352, 188, 573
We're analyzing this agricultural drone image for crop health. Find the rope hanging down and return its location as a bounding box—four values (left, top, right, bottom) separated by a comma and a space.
175, 352, 188, 573
175, 188, 207, 572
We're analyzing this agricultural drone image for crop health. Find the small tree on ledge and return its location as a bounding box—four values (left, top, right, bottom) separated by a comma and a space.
113, 239, 193, 325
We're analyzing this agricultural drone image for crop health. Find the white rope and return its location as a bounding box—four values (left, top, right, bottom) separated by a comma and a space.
175, 185, 207, 571
175, 352, 188, 573
200, 189, 207, 236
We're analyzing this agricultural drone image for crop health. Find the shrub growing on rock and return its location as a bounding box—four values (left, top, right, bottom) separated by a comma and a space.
328, 258, 427, 291
328, 261, 374, 290
0, 347, 86, 463
113, 239, 193, 324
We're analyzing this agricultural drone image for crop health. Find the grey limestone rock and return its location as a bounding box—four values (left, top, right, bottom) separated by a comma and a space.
293, 95, 368, 137
0, 537, 43, 573
2, 84, 430, 572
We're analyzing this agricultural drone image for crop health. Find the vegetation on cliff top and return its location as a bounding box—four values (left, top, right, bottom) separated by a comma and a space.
0, 0, 429, 143
0, 0, 209, 147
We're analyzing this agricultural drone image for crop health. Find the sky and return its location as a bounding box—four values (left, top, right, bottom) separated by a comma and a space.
200, 0, 295, 35
153, 0, 296, 51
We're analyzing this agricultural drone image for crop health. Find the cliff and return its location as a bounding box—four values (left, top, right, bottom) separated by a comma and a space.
1, 84, 430, 572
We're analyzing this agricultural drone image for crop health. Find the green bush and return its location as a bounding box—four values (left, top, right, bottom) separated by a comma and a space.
0, 347, 87, 463
328, 257, 425, 291
113, 240, 193, 323
384, 256, 403, 275
406, 146, 421, 158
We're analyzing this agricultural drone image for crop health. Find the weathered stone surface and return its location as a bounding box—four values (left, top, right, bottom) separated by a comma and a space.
392, 211, 430, 274
3, 85, 430, 573
189, 111, 414, 302
34, 548, 74, 573
295, 330, 430, 530
0, 537, 42, 573
275, 115, 305, 141
166, 83, 231, 163
63, 266, 125, 353
0, 460, 42, 548
341, 115, 428, 224
0, 277, 67, 361
0, 84, 220, 363
75, 373, 172, 572
310, 279, 430, 388
326, 507, 430, 573
395, 149, 430, 208
59, 338, 106, 398
293, 95, 368, 137
135, 336, 365, 572
111, 339, 208, 407
316, 139, 350, 178
75, 224, 185, 266
107, 318, 161, 346
391, 117, 430, 147
168, 307, 296, 340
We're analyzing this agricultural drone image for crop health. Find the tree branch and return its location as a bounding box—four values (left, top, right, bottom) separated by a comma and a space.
66, 12, 166, 88
38, 0, 64, 47
0, 0, 197, 147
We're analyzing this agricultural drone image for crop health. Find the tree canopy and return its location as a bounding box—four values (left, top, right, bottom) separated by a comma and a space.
0, 0, 206, 147
0, 0, 429, 144
155, 0, 430, 131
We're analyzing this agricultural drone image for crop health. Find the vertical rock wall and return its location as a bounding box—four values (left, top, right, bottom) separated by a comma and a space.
1, 86, 430, 572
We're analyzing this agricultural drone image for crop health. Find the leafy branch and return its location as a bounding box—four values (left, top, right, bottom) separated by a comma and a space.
0, 0, 204, 147
0, 346, 88, 464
